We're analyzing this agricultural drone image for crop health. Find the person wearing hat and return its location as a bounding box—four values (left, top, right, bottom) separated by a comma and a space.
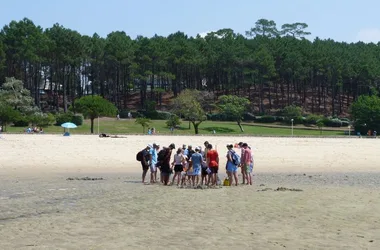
226, 144, 239, 186
149, 143, 160, 183
160, 143, 175, 185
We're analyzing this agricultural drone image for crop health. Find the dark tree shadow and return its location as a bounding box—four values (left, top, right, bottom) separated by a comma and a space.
202, 127, 236, 133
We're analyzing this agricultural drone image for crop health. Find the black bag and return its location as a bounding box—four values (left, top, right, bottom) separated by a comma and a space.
136, 150, 144, 161
157, 148, 167, 162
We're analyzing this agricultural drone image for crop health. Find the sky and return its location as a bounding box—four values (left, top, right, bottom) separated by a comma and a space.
2, 0, 380, 43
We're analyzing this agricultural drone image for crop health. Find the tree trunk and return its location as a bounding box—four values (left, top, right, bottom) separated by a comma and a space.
90, 118, 94, 134
192, 122, 200, 134
237, 121, 244, 132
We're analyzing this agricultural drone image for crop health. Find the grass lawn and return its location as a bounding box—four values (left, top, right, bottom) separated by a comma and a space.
4, 118, 346, 136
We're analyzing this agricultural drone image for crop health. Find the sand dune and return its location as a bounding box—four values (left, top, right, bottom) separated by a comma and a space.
0, 134, 380, 249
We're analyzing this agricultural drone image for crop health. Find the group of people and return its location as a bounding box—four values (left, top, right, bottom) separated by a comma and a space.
137, 141, 254, 187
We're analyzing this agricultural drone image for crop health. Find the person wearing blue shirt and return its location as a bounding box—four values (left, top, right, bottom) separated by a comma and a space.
190, 146, 203, 186
149, 143, 159, 183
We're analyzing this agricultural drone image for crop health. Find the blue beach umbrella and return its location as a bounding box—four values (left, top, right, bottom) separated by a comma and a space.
61, 122, 77, 135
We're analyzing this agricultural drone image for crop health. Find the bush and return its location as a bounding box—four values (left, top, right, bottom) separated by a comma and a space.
243, 112, 256, 121
166, 114, 181, 128
130, 111, 143, 118
259, 115, 276, 123
304, 114, 323, 125
282, 105, 303, 123
13, 116, 29, 127
118, 110, 130, 119
323, 118, 342, 127
72, 114, 84, 126
341, 120, 350, 127
207, 113, 234, 121
55, 112, 74, 126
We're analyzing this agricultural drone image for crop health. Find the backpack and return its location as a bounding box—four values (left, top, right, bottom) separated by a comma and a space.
136, 150, 144, 161
157, 148, 167, 162
230, 150, 241, 166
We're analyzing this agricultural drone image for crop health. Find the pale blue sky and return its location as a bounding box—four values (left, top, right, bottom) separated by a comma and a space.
2, 0, 380, 43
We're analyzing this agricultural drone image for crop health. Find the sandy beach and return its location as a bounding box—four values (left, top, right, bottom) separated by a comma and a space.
1, 134, 380, 249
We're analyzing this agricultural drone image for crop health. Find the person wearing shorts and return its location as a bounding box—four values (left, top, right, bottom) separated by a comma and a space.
241, 143, 252, 185
226, 144, 239, 186
190, 147, 203, 186
149, 143, 159, 183
171, 148, 185, 186
206, 144, 219, 186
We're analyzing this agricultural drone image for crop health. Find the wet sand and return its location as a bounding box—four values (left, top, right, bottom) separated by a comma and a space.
0, 135, 380, 249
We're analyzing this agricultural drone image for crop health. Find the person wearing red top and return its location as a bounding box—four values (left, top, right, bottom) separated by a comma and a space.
206, 144, 219, 186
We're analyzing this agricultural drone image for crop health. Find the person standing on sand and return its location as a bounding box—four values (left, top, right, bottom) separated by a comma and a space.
226, 144, 239, 186
190, 147, 203, 186
206, 144, 219, 186
241, 143, 252, 185
201, 142, 209, 185
161, 143, 176, 185
171, 148, 186, 186
141, 144, 152, 183
149, 143, 159, 183
237, 142, 246, 184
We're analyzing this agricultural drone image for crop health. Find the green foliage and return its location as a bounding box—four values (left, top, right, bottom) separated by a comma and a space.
217, 95, 250, 132
350, 95, 380, 133
258, 115, 277, 123
304, 114, 323, 125
55, 112, 74, 126
166, 114, 181, 128
135, 117, 151, 133
72, 95, 117, 119
171, 89, 207, 134
29, 112, 56, 127
0, 105, 21, 131
316, 120, 324, 135
0, 77, 38, 115
72, 114, 84, 126
282, 105, 303, 124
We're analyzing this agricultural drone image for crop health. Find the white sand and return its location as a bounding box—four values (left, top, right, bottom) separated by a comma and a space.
0, 134, 380, 249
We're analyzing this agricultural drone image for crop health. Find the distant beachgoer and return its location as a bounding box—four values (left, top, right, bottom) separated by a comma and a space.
206, 143, 219, 186
190, 147, 203, 186
226, 144, 239, 186
171, 148, 186, 186
128, 112, 132, 119
150, 143, 160, 183
161, 143, 175, 185
237, 142, 246, 184
374, 131, 377, 138
99, 133, 125, 138
141, 144, 152, 183
201, 142, 209, 185
241, 143, 252, 185
117, 114, 120, 120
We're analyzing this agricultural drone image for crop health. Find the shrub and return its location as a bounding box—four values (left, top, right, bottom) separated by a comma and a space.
13, 116, 29, 127
118, 110, 130, 119
207, 112, 234, 121
282, 105, 303, 123
130, 111, 143, 118
166, 114, 181, 128
243, 112, 256, 121
55, 112, 74, 126
304, 114, 323, 125
259, 115, 276, 123
341, 120, 350, 127
72, 114, 84, 126
323, 118, 342, 127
